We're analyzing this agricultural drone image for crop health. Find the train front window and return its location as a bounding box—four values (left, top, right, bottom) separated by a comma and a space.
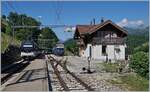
22, 44, 34, 52
23, 45, 33, 48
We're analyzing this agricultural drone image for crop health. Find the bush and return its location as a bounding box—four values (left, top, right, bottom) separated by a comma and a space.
2, 45, 21, 65
64, 39, 78, 55
109, 73, 149, 91
129, 51, 149, 79
102, 63, 119, 72
134, 42, 149, 53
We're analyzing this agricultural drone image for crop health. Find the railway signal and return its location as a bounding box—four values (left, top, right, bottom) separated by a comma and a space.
87, 57, 92, 73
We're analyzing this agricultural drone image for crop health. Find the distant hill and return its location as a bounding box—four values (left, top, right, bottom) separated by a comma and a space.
124, 26, 149, 37
64, 38, 78, 55
124, 26, 149, 55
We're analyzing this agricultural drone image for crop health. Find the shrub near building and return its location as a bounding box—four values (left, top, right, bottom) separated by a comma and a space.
129, 51, 149, 79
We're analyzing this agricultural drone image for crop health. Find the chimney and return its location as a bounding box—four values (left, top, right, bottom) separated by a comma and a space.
101, 17, 104, 23
90, 21, 92, 25
93, 18, 95, 25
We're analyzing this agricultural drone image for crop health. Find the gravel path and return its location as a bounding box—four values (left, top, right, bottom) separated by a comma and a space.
52, 55, 127, 91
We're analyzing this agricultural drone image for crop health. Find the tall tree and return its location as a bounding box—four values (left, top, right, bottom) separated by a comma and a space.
2, 15, 6, 20
64, 38, 78, 55
38, 27, 58, 49
7, 12, 41, 41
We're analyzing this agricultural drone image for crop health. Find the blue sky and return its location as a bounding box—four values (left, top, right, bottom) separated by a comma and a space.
2, 1, 149, 41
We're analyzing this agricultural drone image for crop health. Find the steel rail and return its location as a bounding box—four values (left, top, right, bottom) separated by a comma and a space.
48, 58, 70, 91
46, 60, 53, 91
1, 60, 30, 85
48, 55, 94, 91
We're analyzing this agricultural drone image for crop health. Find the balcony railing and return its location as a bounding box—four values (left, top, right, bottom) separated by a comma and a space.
75, 39, 84, 45
92, 37, 125, 45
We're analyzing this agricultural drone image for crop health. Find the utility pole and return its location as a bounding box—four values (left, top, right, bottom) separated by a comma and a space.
87, 46, 92, 73
38, 16, 42, 30
12, 25, 15, 45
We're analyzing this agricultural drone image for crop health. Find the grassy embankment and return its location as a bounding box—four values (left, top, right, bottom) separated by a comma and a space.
109, 73, 149, 91
101, 63, 120, 72
1, 32, 21, 65
98, 63, 149, 91
1, 32, 20, 53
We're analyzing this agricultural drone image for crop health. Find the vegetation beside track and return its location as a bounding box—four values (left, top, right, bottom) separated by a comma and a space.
108, 73, 149, 91
101, 63, 120, 73
64, 38, 78, 56
99, 62, 149, 91
1, 32, 20, 53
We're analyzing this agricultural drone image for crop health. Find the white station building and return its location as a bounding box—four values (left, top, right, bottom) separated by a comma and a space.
74, 19, 128, 62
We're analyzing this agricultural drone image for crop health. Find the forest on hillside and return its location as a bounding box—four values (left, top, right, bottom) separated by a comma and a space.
2, 12, 58, 50
125, 27, 149, 55
124, 27, 149, 79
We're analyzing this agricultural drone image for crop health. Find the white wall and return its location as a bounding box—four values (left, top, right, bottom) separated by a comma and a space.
82, 44, 126, 62
107, 45, 115, 61
92, 45, 106, 60
83, 44, 91, 57
114, 45, 126, 60
107, 45, 126, 62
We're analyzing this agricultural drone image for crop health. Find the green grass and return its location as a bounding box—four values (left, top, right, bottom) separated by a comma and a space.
109, 73, 149, 91
1, 33, 11, 53
102, 63, 120, 72
1, 32, 20, 53
100, 62, 149, 91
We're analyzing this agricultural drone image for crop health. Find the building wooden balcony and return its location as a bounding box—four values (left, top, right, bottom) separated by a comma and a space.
92, 37, 125, 45
75, 39, 84, 45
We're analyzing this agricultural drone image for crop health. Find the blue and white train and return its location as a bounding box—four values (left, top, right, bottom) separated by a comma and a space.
52, 43, 64, 56
20, 40, 41, 59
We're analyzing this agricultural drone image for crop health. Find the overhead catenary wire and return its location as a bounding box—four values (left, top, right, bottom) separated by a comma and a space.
11, 25, 76, 29
7, 2, 22, 14
5, 2, 21, 44
6, 1, 26, 26
3, 2, 10, 14
54, 1, 63, 25
5, 1, 75, 45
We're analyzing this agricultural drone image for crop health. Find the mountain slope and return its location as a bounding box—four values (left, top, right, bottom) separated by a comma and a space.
124, 26, 149, 36
125, 26, 149, 54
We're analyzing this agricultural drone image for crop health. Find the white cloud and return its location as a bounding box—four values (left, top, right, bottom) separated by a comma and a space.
71, 27, 76, 31
64, 27, 76, 32
117, 18, 144, 27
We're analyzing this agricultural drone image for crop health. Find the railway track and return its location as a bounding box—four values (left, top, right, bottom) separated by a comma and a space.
1, 60, 30, 85
47, 55, 94, 91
